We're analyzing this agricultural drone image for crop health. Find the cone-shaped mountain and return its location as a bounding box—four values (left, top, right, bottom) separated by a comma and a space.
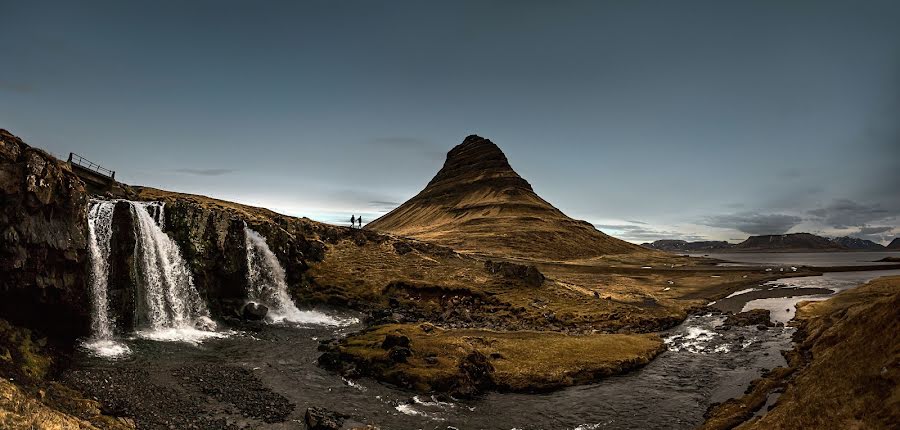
366, 135, 648, 260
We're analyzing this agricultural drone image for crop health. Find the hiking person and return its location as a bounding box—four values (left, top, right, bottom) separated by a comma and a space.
358, 216, 363, 228
350, 215, 356, 228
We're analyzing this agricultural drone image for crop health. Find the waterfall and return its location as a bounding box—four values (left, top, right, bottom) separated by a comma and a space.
129, 201, 222, 342
85, 199, 129, 357
244, 226, 348, 325
84, 200, 223, 356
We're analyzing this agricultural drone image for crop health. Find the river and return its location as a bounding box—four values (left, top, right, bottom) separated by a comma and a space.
64, 252, 900, 430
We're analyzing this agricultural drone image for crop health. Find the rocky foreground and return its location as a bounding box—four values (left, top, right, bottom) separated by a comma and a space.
701, 276, 900, 429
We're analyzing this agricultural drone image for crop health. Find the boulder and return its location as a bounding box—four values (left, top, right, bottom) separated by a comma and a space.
381, 334, 411, 349
484, 260, 545, 287
724, 309, 774, 327
242, 302, 269, 321
304, 407, 344, 430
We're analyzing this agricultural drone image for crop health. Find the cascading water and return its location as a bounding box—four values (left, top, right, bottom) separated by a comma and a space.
244, 226, 351, 325
84, 200, 223, 357
129, 201, 222, 342
85, 199, 130, 358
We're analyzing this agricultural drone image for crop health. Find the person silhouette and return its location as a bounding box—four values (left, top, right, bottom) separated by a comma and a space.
350, 215, 356, 228
358, 216, 363, 228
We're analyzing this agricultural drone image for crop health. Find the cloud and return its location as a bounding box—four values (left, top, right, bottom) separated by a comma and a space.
700, 212, 803, 235
808, 199, 895, 228
593, 223, 706, 242
0, 81, 35, 93
368, 200, 400, 211
857, 226, 893, 235
847, 225, 897, 243
172, 168, 236, 176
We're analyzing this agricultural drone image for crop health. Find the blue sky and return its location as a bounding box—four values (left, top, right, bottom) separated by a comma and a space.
2, 0, 899, 243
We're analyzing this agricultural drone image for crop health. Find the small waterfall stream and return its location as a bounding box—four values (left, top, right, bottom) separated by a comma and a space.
85, 200, 129, 357
244, 226, 349, 325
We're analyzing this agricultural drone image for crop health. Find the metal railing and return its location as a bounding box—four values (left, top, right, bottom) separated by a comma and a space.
68, 152, 115, 179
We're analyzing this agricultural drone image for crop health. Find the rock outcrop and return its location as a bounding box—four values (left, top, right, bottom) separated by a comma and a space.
366, 135, 649, 260
0, 130, 91, 338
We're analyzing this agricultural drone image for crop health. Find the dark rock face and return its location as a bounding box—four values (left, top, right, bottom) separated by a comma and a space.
242, 302, 268, 321
0, 129, 91, 338
724, 309, 773, 327
107, 201, 138, 332
484, 260, 545, 287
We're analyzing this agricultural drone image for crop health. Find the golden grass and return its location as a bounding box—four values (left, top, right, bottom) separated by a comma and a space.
336, 323, 665, 393
701, 276, 900, 430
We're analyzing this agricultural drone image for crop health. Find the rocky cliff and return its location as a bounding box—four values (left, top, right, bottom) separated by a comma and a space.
0, 130, 91, 338
366, 135, 648, 260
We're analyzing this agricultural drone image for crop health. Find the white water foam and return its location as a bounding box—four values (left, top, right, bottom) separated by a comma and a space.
244, 226, 356, 326
725, 287, 761, 299
133, 327, 230, 344
82, 339, 131, 359
664, 326, 718, 353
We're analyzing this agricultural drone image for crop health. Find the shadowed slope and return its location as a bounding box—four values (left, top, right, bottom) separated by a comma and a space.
366, 135, 648, 260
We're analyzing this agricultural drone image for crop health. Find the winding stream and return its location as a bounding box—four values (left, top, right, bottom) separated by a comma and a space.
66, 252, 900, 429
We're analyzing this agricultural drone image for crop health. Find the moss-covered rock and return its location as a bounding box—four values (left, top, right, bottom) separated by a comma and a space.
319, 323, 665, 397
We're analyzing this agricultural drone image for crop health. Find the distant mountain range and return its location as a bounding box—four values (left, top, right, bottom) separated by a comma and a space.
643, 233, 895, 253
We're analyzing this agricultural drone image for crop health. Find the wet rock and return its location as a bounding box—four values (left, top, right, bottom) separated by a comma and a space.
724, 309, 774, 327
242, 302, 269, 321
304, 407, 345, 430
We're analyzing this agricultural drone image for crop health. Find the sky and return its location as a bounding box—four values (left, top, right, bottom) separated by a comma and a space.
2, 0, 899, 244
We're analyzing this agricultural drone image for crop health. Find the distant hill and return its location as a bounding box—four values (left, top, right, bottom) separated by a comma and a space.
366, 135, 650, 260
645, 233, 893, 253
734, 233, 846, 252
888, 238, 900, 250
830, 236, 886, 250
641, 240, 734, 252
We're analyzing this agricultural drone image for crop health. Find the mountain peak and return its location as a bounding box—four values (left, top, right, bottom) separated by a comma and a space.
367, 135, 647, 259
427, 134, 527, 190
